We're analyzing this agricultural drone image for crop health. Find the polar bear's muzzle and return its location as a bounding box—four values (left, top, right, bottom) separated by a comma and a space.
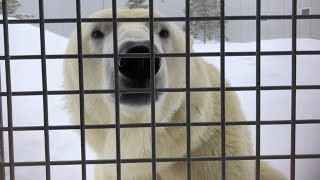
116, 41, 165, 106
118, 41, 161, 79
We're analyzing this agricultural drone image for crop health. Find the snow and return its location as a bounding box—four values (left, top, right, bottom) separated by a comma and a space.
0, 23, 319, 180
194, 39, 320, 180
0, 23, 95, 180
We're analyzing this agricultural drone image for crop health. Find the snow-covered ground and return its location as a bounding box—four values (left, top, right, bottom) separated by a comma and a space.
0, 23, 319, 180
194, 39, 320, 180
0, 23, 95, 180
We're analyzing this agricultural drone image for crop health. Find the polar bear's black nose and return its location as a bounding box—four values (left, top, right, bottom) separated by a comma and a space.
118, 42, 161, 83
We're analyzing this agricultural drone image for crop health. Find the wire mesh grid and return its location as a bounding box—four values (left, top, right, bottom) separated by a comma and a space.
0, 0, 320, 180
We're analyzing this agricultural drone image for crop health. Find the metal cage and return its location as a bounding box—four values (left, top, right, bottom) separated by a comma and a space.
0, 0, 320, 180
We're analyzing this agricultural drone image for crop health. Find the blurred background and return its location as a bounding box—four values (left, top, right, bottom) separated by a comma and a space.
5, 0, 320, 41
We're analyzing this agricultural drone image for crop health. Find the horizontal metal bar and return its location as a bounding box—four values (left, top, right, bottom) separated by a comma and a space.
0, 85, 319, 97
1, 119, 319, 132
2, 154, 320, 167
0, 15, 319, 24
1, 51, 320, 61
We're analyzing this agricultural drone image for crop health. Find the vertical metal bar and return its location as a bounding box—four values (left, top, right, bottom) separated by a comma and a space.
185, 0, 191, 179
148, 0, 157, 180
38, 0, 52, 179
255, 0, 261, 180
75, 0, 87, 179
0, 66, 5, 180
290, 0, 297, 179
220, 0, 226, 179
38, 0, 51, 179
1, 0, 15, 179
111, 2, 121, 180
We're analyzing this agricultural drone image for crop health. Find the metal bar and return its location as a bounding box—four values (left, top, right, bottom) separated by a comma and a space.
291, 0, 297, 179
148, 0, 157, 179
0, 51, 4, 180
111, 2, 121, 179
1, 50, 320, 61
220, 0, 226, 179
0, 85, 320, 97
255, 0, 261, 179
2, 0, 15, 179
3, 154, 320, 167
38, 0, 51, 179
1, 15, 320, 24
75, 0, 87, 179
1, 119, 320, 132
185, 0, 191, 179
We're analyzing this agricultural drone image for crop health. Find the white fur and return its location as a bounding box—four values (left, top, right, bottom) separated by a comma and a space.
64, 9, 286, 180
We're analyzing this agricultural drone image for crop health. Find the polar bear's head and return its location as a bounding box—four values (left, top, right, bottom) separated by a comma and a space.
64, 9, 193, 123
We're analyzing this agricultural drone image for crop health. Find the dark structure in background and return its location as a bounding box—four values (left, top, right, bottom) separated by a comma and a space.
0, 0, 320, 180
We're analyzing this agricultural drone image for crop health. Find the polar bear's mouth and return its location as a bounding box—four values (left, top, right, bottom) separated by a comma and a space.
117, 41, 163, 106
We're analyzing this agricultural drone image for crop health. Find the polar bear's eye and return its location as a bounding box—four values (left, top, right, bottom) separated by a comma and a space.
159, 28, 169, 38
91, 30, 104, 39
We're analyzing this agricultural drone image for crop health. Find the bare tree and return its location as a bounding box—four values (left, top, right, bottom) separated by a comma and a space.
126, 0, 148, 9
188, 0, 221, 43
0, 0, 32, 18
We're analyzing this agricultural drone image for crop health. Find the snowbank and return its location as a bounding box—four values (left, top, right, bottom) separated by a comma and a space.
194, 39, 320, 180
0, 23, 95, 180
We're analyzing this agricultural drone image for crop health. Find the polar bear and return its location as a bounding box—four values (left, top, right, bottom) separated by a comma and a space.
64, 8, 286, 180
